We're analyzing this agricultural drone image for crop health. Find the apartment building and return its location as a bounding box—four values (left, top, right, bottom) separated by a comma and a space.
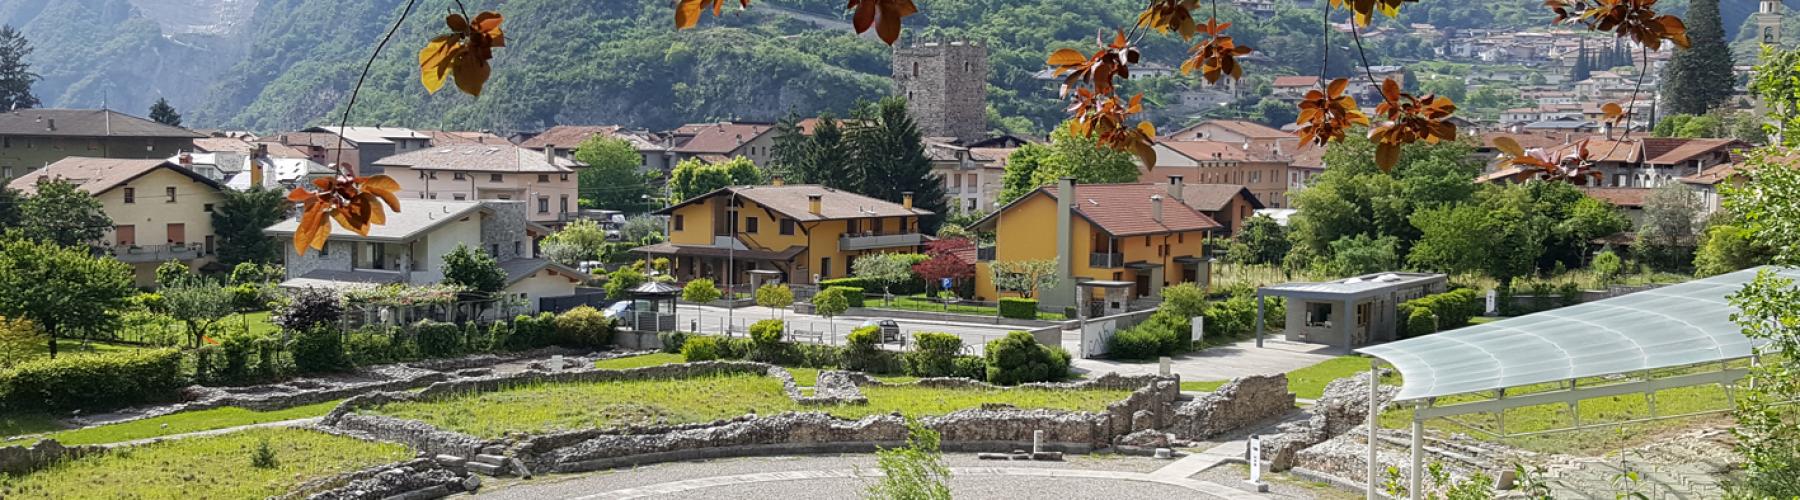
373, 144, 585, 225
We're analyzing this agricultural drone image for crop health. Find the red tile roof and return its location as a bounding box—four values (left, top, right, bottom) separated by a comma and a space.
991, 183, 1220, 236
1641, 138, 1745, 165
1157, 140, 1250, 163
656, 184, 930, 221
519, 125, 621, 150
1172, 183, 1265, 211
1273, 75, 1320, 87
672, 122, 775, 154
1201, 120, 1294, 140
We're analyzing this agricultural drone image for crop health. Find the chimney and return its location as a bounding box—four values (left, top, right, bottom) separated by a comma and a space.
1602, 121, 1614, 140
45, 118, 54, 132
808, 194, 823, 215
178, 152, 192, 167
1055, 177, 1075, 283
771, 175, 784, 186
250, 157, 264, 188
1151, 194, 1164, 224
1167, 175, 1184, 202
544, 144, 556, 163
902, 191, 914, 210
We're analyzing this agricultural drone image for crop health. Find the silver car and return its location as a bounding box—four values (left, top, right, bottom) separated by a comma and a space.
857, 319, 903, 344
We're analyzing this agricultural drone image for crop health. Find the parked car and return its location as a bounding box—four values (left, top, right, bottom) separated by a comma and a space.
857, 319, 903, 344
602, 300, 637, 320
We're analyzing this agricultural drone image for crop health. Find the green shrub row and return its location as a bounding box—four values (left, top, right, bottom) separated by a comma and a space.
1498, 280, 1583, 317
1, 349, 185, 410
827, 286, 866, 308
998, 297, 1038, 319
1106, 284, 1287, 360
1396, 288, 1483, 338
679, 327, 1065, 384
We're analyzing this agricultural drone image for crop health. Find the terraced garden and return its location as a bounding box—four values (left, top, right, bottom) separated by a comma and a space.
0, 427, 408, 499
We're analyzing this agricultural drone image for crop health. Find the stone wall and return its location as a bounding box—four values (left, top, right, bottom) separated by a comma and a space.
1168, 374, 1295, 440
479, 201, 530, 262
0, 439, 107, 476
280, 457, 478, 500
1260, 370, 1399, 472
892, 41, 989, 144
331, 414, 491, 459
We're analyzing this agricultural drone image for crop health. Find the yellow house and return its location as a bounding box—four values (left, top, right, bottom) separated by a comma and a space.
972, 178, 1218, 314
7, 157, 228, 287
634, 183, 932, 286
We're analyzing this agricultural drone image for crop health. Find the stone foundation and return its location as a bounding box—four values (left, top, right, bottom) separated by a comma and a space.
1168, 374, 1295, 440
0, 439, 107, 475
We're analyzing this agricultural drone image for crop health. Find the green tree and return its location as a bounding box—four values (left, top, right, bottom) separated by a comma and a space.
996, 122, 1141, 204
1250, 97, 1298, 128
849, 97, 949, 232
155, 260, 195, 288
1591, 249, 1623, 284
0, 187, 20, 229
1408, 186, 1547, 281
575, 135, 654, 212
867, 419, 952, 500
212, 187, 289, 267
148, 97, 182, 126
989, 258, 1060, 299
1235, 214, 1289, 265
1419, 78, 1467, 103
999, 143, 1054, 203
0, 235, 134, 358
772, 112, 857, 190
754, 283, 793, 319
19, 179, 111, 247
668, 156, 763, 202
541, 218, 611, 265
1722, 146, 1800, 496
1570, 41, 1591, 82
1320, 234, 1400, 276
811, 287, 850, 338
681, 278, 721, 323
1633, 183, 1703, 271
853, 253, 917, 304
442, 243, 506, 293
0, 26, 38, 111
1285, 133, 1479, 266
1660, 0, 1734, 115
1751, 46, 1800, 146
163, 280, 233, 348
1693, 222, 1773, 277
604, 265, 648, 300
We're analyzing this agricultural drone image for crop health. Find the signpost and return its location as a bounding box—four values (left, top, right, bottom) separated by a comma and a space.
1246, 434, 1268, 492
1486, 289, 1499, 316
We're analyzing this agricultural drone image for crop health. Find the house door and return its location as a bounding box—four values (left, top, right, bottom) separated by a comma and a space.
167, 223, 186, 245
1134, 273, 1151, 297
115, 225, 136, 246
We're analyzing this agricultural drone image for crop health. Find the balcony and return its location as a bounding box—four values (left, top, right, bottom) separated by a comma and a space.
111, 243, 203, 263
1089, 252, 1124, 268
839, 233, 926, 251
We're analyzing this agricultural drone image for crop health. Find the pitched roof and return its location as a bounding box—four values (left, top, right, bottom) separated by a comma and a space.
1158, 140, 1249, 162
251, 141, 314, 159
671, 122, 775, 154
1272, 75, 1320, 87
978, 183, 1221, 236
1579, 187, 1651, 208
1680, 162, 1742, 185
265, 200, 492, 242
303, 126, 428, 145
1202, 120, 1296, 140
426, 130, 510, 145
272, 132, 343, 148
1641, 138, 1744, 165
7, 157, 222, 195
656, 184, 931, 221
498, 258, 586, 285
372, 144, 582, 173
1172, 183, 1265, 211
1478, 131, 1567, 151
192, 137, 258, 154
0, 109, 202, 138
518, 125, 621, 149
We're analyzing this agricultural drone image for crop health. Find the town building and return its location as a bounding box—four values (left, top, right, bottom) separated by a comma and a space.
925, 140, 1013, 215
971, 179, 1220, 311
1270, 76, 1320, 101
371, 143, 585, 225
265, 200, 580, 311
1160, 119, 1298, 150
1145, 139, 1308, 208
666, 122, 778, 167
1158, 177, 1266, 237
894, 41, 989, 144
634, 183, 933, 286
519, 125, 672, 174
1257, 272, 1449, 352
8, 157, 226, 287
298, 126, 433, 175
0, 109, 203, 184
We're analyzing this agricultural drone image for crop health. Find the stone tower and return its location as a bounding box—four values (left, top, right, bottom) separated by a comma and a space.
892, 40, 989, 145
1756, 0, 1784, 46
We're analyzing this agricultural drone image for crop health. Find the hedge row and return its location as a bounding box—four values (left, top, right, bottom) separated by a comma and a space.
827, 286, 866, 308
2, 348, 185, 410
678, 328, 1064, 384
998, 297, 1038, 319
1396, 288, 1482, 338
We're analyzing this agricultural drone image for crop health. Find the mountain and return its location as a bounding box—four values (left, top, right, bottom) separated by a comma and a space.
1, 0, 250, 114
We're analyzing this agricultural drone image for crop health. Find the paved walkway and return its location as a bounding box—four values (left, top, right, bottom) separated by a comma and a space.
1070, 337, 1340, 382
570, 466, 1266, 500
102, 417, 322, 448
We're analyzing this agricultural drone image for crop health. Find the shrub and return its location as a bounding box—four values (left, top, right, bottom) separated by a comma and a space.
227, 284, 268, 311
998, 297, 1038, 319
848, 325, 882, 348
291, 325, 348, 373
794, 343, 842, 368
344, 327, 398, 366
1, 348, 184, 410
507, 313, 557, 350
819, 277, 871, 290
555, 306, 616, 347
750, 319, 785, 346
682, 336, 725, 361
829, 286, 866, 308
1202, 295, 1256, 340
983, 331, 1068, 385
1106, 328, 1165, 360
1404, 307, 1438, 338
657, 331, 689, 353
0, 319, 39, 369
1398, 288, 1481, 336
903, 332, 963, 377
273, 288, 341, 332
951, 355, 986, 380
414, 320, 463, 358
1592, 250, 1623, 282
482, 322, 513, 352
844, 326, 900, 373
1558, 283, 1582, 307
250, 437, 280, 469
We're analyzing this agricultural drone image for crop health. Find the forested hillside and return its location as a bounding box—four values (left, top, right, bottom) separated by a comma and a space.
13, 0, 1783, 134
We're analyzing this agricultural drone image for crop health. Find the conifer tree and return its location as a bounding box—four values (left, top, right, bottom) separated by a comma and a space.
849, 97, 949, 232
148, 97, 182, 126
1661, 0, 1734, 115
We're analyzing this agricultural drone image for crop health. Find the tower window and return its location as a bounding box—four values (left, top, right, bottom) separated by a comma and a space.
912, 62, 919, 77
964, 61, 971, 72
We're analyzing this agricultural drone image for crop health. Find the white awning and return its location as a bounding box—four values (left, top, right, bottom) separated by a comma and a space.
1358, 266, 1788, 402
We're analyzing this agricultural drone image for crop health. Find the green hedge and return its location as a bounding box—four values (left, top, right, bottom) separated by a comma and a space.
828, 286, 866, 308
2, 349, 184, 410
682, 336, 725, 361
1106, 328, 1165, 360
415, 320, 464, 358
998, 297, 1038, 319
903, 332, 963, 377
1396, 288, 1481, 338
984, 331, 1070, 385
554, 306, 616, 347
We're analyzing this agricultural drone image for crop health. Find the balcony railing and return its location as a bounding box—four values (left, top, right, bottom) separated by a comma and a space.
1089, 252, 1124, 268
111, 243, 203, 263
839, 233, 926, 251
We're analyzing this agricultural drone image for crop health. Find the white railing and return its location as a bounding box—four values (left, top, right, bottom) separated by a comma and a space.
839, 233, 925, 251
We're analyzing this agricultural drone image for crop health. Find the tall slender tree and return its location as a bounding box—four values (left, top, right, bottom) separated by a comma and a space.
212, 187, 289, 266
1661, 0, 1735, 115
849, 97, 949, 231
1571, 39, 1592, 82
0, 25, 38, 111
148, 98, 182, 126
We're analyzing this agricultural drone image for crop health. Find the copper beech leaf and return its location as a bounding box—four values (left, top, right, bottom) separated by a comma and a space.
416, 12, 504, 96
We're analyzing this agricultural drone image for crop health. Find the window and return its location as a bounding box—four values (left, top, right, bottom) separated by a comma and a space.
490, 244, 499, 256
746, 217, 759, 233
123, 188, 135, 204
166, 187, 177, 203
318, 244, 329, 257
912, 61, 919, 77
1143, 236, 1151, 246
560, 174, 569, 182
871, 218, 883, 234
1305, 302, 1334, 327
453, 172, 465, 180
453, 193, 467, 201
538, 196, 550, 213
560, 195, 569, 213
1, 137, 8, 148
538, 174, 549, 183
115, 225, 135, 246
674, 215, 685, 231
820, 257, 832, 278
419, 171, 427, 179
203, 203, 214, 213
1, 166, 10, 179
780, 219, 795, 235
427, 193, 438, 200
490, 173, 503, 182
513, 241, 522, 255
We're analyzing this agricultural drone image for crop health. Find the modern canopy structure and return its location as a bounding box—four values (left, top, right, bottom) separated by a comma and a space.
1351, 266, 1790, 499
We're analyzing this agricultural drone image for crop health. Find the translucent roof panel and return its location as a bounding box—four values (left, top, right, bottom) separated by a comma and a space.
1358, 266, 1790, 402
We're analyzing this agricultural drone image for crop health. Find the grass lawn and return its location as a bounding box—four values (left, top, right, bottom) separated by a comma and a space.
0, 427, 408, 499
1180, 380, 1228, 392
365, 374, 1131, 439
0, 413, 64, 439
22, 339, 144, 360
593, 353, 919, 386
2, 400, 343, 447
1467, 316, 1507, 325
873, 294, 1067, 321
1181, 355, 1391, 400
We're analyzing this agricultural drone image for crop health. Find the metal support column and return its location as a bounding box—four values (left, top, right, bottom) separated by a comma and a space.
1410, 413, 1423, 500
1366, 359, 1379, 500
1254, 292, 1265, 348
